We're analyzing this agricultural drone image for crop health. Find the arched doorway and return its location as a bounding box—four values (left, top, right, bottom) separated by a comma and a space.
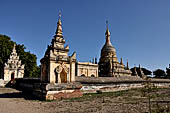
81, 74, 86, 77
55, 71, 58, 83
11, 72, 15, 80
60, 69, 67, 83
91, 74, 95, 77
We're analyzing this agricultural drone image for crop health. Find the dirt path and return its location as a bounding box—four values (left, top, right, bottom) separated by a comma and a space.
0, 88, 43, 113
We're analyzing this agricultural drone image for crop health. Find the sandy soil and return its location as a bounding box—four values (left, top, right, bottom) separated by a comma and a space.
0, 87, 170, 113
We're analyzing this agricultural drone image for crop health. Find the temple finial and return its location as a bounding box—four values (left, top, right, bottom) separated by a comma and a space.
13, 43, 16, 50
12, 43, 17, 53
59, 11, 61, 19
14, 43, 16, 48
55, 11, 63, 36
106, 20, 108, 29
105, 20, 111, 44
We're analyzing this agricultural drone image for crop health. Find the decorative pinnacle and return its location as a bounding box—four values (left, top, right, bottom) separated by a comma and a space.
105, 20, 111, 45
106, 20, 108, 29
105, 20, 110, 36
127, 59, 129, 69
59, 11, 61, 19
12, 43, 16, 53
120, 57, 123, 64
13, 43, 16, 50
55, 11, 63, 36
14, 43, 16, 48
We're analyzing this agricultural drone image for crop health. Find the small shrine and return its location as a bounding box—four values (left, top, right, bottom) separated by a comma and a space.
3, 44, 24, 82
38, 13, 82, 100
40, 14, 76, 84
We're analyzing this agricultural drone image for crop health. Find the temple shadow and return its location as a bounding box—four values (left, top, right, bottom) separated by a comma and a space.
0, 79, 42, 101
0, 92, 22, 98
0, 91, 38, 100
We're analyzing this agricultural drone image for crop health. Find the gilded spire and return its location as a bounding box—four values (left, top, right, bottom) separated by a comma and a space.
55, 11, 63, 37
105, 20, 111, 45
105, 20, 110, 37
59, 11, 61, 20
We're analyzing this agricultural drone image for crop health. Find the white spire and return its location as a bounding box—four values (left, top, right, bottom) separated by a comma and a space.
12, 44, 16, 53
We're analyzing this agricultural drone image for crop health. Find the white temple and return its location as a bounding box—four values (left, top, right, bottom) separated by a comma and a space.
3, 44, 24, 82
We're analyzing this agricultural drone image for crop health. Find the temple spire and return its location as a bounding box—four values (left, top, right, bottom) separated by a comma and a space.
106, 20, 108, 29
55, 11, 63, 37
12, 44, 16, 53
120, 57, 123, 65
59, 10, 61, 20
105, 20, 111, 45
127, 59, 129, 69
139, 64, 145, 78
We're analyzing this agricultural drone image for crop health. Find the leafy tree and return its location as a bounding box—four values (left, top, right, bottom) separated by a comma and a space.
131, 67, 152, 76
0, 34, 39, 78
141, 68, 152, 75
33, 65, 41, 77
153, 69, 166, 78
0, 35, 14, 78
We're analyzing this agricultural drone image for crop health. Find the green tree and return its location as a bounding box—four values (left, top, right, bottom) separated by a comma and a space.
153, 69, 166, 78
131, 67, 152, 76
33, 65, 41, 77
0, 34, 40, 78
0, 35, 14, 78
142, 68, 152, 75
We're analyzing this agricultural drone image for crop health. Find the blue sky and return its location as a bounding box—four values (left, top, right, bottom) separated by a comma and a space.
1, 0, 170, 71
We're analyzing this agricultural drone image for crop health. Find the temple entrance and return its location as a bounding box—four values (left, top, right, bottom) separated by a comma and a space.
11, 72, 14, 80
60, 69, 67, 83
55, 72, 58, 83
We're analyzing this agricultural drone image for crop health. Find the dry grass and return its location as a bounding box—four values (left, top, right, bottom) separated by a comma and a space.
1, 87, 170, 113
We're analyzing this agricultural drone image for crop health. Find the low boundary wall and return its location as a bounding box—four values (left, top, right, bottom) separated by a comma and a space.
76, 76, 170, 93
12, 76, 170, 100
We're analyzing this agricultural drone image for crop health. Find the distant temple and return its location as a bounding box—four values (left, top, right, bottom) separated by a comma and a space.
98, 22, 132, 77
3, 44, 24, 82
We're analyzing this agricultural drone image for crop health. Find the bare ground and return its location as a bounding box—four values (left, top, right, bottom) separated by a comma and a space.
0, 87, 170, 113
